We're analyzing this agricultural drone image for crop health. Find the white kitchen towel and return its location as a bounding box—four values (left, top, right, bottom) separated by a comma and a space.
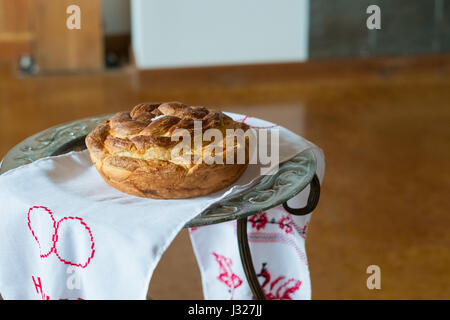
0, 113, 324, 300
189, 197, 317, 300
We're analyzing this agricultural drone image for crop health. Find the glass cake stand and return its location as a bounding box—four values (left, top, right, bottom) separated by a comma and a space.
0, 116, 321, 300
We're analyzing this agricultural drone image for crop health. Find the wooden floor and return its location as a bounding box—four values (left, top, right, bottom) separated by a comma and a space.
0, 55, 449, 299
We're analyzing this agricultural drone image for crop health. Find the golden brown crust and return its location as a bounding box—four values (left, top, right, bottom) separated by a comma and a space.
85, 102, 250, 199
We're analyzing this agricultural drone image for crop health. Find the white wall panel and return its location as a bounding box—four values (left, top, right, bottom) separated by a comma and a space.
131, 0, 309, 69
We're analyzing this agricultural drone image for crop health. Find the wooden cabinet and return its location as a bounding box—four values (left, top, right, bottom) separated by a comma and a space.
34, 0, 103, 72
0, 0, 104, 72
0, 0, 34, 61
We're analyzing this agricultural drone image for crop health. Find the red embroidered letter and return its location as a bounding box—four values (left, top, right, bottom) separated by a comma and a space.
32, 276, 42, 295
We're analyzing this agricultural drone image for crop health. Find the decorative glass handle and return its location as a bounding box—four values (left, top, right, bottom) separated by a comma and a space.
283, 174, 320, 216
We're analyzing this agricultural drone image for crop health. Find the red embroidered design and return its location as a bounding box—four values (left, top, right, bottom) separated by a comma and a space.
274, 206, 310, 239
237, 115, 279, 129
32, 276, 49, 300
298, 221, 309, 238
249, 212, 268, 230
278, 215, 294, 234
213, 252, 242, 299
257, 263, 302, 300
32, 276, 84, 300
54, 216, 95, 268
27, 206, 57, 258
188, 227, 199, 234
248, 231, 308, 265
249, 208, 309, 238
27, 206, 95, 269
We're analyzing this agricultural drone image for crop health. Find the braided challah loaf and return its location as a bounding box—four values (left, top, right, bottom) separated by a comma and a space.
85, 102, 250, 199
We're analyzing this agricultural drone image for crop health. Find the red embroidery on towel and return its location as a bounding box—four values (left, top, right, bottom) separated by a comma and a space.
188, 227, 199, 234
213, 252, 242, 300
54, 216, 95, 268
275, 206, 310, 239
32, 276, 49, 300
298, 221, 309, 239
278, 215, 294, 234
248, 209, 308, 238
257, 263, 302, 300
237, 116, 279, 129
248, 231, 308, 265
27, 206, 95, 268
249, 212, 268, 230
31, 276, 84, 300
27, 206, 57, 258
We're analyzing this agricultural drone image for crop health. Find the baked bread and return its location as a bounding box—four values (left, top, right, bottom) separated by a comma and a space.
85, 102, 250, 199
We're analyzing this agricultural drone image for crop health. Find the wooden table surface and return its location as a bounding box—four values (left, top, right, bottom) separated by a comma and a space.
0, 55, 449, 299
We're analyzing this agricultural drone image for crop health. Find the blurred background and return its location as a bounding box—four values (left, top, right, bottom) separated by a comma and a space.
0, 0, 449, 299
